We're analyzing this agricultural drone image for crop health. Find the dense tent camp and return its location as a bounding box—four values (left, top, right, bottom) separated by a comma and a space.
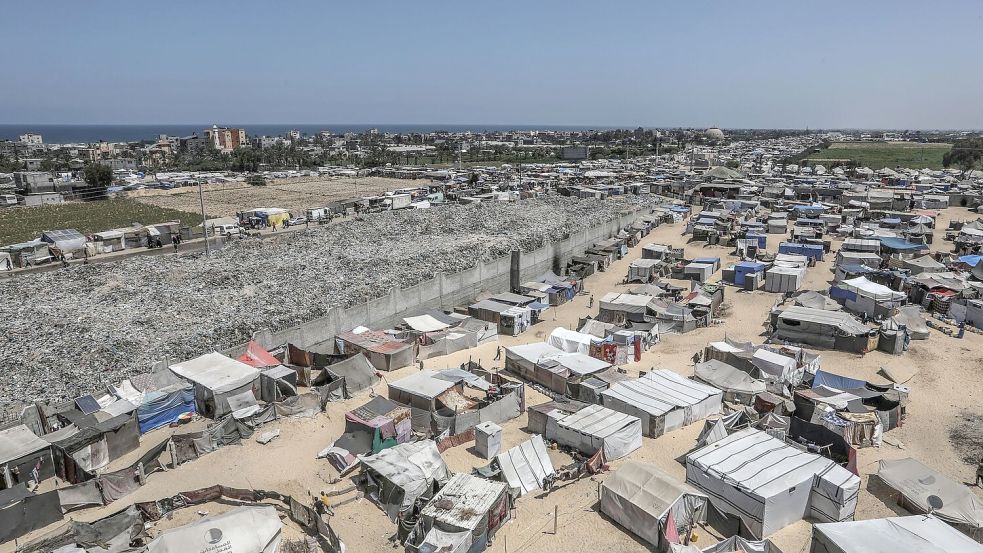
600, 460, 709, 552
545, 404, 642, 460
168, 352, 262, 418
147, 505, 281, 553
493, 435, 555, 497
358, 440, 451, 521
321, 395, 413, 471
601, 369, 723, 437
877, 458, 983, 537
686, 428, 859, 538
694, 360, 766, 404
811, 515, 983, 553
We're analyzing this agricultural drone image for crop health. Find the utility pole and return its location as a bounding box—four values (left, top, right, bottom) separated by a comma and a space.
198, 179, 209, 256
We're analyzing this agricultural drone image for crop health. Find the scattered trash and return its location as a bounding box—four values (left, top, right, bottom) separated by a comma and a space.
256, 429, 281, 444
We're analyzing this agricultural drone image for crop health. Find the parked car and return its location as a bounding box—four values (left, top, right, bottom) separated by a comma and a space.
285, 217, 307, 227
214, 224, 244, 237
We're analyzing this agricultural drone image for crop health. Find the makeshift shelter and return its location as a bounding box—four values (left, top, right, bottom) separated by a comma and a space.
46, 413, 139, 483
811, 515, 982, 553
600, 460, 709, 552
694, 536, 784, 553
387, 369, 462, 411
134, 379, 196, 434
0, 425, 52, 488
628, 258, 666, 283
599, 292, 654, 323
41, 229, 87, 257
751, 348, 803, 386
548, 327, 596, 354
336, 328, 417, 371
169, 352, 261, 418
694, 360, 766, 404
468, 300, 530, 336
316, 353, 380, 401
322, 396, 413, 471
237, 340, 281, 368
601, 370, 723, 437
494, 435, 554, 497
545, 404, 642, 460
412, 474, 510, 553
505, 342, 610, 394
526, 398, 590, 436
877, 458, 983, 539
147, 504, 281, 553
773, 306, 875, 353
765, 266, 806, 293
686, 428, 860, 538
734, 261, 766, 286
0, 484, 62, 543
359, 440, 451, 521
831, 277, 906, 317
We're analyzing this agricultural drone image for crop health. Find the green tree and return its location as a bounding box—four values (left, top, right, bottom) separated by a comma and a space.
80, 163, 114, 200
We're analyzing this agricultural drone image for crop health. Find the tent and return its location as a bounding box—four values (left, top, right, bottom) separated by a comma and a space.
773, 306, 874, 353
359, 440, 451, 521
601, 370, 723, 437
169, 352, 261, 418
329, 396, 412, 462
685, 428, 859, 538
600, 460, 708, 552
237, 340, 281, 368
136, 382, 196, 434
751, 348, 803, 385
147, 505, 281, 553
545, 404, 641, 460
0, 425, 52, 487
811, 515, 982, 553
694, 360, 766, 404
317, 353, 380, 401
336, 329, 417, 371
765, 266, 806, 293
548, 327, 596, 354
505, 342, 610, 394
413, 474, 510, 553
0, 484, 62, 543
494, 435, 555, 497
877, 458, 983, 537
388, 369, 461, 411
837, 277, 906, 302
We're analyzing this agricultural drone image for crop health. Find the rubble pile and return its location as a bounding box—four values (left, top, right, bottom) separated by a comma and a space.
0, 196, 660, 408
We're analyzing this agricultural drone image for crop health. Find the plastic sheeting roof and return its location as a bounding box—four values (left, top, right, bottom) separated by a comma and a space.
839, 277, 906, 302
602, 460, 707, 520
877, 458, 983, 530
557, 404, 638, 438
602, 369, 722, 417
695, 360, 767, 395
403, 314, 452, 333
169, 352, 261, 393
147, 505, 281, 553
813, 515, 983, 553
389, 370, 457, 400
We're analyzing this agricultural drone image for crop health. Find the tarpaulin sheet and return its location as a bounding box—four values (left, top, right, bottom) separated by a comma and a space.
812, 370, 868, 391
138, 385, 195, 433
147, 504, 281, 553
57, 480, 103, 512
0, 486, 63, 543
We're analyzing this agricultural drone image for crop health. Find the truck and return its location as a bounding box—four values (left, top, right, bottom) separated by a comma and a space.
306, 207, 330, 221
385, 193, 412, 210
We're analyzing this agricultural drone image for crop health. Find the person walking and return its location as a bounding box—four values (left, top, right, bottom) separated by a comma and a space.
588, 295, 594, 309
494, 346, 502, 361
976, 458, 983, 488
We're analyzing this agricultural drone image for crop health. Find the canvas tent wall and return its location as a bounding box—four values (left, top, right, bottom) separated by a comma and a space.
359, 440, 451, 521
494, 435, 555, 497
876, 458, 983, 540
811, 515, 982, 553
317, 352, 380, 401
773, 306, 875, 353
545, 404, 642, 460
765, 266, 806, 293
685, 428, 859, 538
601, 370, 722, 437
548, 327, 596, 354
751, 348, 804, 386
147, 504, 281, 553
600, 460, 708, 552
0, 484, 62, 543
387, 370, 461, 411
168, 352, 261, 418
46, 413, 140, 484
0, 425, 52, 489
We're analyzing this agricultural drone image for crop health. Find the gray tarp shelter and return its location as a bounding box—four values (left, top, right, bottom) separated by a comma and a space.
773, 306, 875, 353
686, 428, 859, 538
545, 404, 642, 460
0, 424, 52, 487
600, 460, 708, 552
694, 360, 766, 405
811, 515, 982, 553
318, 353, 380, 400
0, 484, 63, 543
877, 458, 983, 539
414, 473, 510, 553
601, 370, 722, 438
359, 440, 450, 521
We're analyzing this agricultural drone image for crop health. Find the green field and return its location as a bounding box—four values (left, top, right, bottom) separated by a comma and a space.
0, 198, 204, 245
807, 141, 952, 170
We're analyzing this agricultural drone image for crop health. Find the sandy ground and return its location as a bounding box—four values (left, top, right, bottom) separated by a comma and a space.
10, 207, 983, 553
130, 176, 418, 216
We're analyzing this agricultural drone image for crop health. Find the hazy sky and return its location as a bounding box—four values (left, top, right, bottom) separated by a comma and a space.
3, 1, 983, 129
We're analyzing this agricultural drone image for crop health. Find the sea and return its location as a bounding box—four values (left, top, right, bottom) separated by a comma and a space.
0, 124, 617, 144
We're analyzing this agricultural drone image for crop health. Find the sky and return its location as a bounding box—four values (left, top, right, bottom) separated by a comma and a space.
2, 1, 983, 129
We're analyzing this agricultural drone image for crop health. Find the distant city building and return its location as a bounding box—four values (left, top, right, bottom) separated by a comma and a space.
288, 129, 301, 140
14, 172, 56, 194
253, 136, 282, 149
204, 126, 247, 153
560, 145, 589, 161
179, 134, 208, 154
98, 158, 138, 171
22, 158, 43, 171
19, 133, 42, 145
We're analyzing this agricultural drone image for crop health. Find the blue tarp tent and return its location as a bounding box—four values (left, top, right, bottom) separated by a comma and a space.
959, 255, 983, 267
779, 242, 824, 261
793, 205, 826, 215
137, 384, 196, 433
734, 261, 765, 285
812, 370, 866, 391
878, 237, 928, 253
746, 233, 767, 249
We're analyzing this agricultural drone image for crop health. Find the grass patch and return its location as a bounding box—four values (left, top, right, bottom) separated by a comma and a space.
0, 197, 204, 245
808, 141, 952, 170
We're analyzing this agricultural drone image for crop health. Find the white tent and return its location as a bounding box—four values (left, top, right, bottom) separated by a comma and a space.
877, 458, 983, 536
168, 352, 261, 418
751, 349, 803, 385
545, 404, 641, 460
147, 505, 281, 553
403, 314, 451, 333
765, 265, 806, 293
601, 370, 722, 437
812, 515, 982, 553
600, 460, 708, 551
495, 435, 555, 497
839, 277, 906, 302
548, 327, 596, 354
686, 428, 859, 538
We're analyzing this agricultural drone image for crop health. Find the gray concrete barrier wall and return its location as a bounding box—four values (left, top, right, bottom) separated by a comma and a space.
226, 208, 645, 356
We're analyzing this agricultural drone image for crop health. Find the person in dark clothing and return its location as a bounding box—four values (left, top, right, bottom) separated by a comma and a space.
494, 346, 502, 361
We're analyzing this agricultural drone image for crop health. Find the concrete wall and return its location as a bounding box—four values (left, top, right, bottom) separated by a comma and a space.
227, 207, 647, 356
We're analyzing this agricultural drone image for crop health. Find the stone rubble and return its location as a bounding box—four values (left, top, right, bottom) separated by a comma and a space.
0, 196, 664, 409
